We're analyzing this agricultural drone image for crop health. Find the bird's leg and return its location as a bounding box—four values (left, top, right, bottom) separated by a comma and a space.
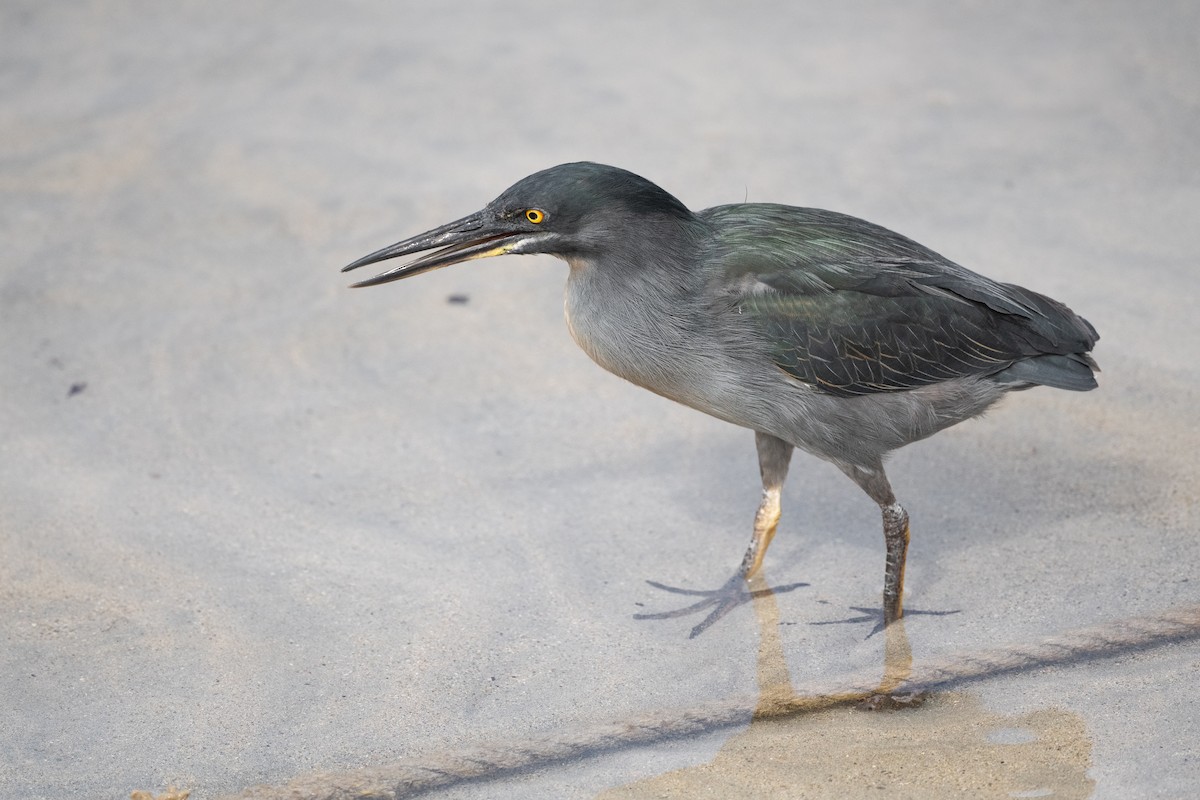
636, 432, 804, 638
841, 463, 908, 626
881, 502, 910, 625
815, 465, 957, 634
738, 489, 781, 577
740, 432, 795, 578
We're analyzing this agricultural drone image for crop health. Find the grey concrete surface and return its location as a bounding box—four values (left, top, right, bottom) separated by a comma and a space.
2, 2, 1198, 798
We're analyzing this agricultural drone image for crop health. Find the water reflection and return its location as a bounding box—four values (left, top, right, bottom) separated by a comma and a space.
228, 600, 1200, 799
598, 574, 1093, 799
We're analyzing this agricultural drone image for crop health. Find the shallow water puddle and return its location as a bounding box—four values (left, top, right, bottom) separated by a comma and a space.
598, 576, 1093, 800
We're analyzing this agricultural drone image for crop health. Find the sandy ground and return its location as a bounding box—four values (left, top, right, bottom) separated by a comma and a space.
2, 2, 1198, 798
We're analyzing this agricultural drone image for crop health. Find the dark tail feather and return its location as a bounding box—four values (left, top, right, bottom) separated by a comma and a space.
993, 353, 1099, 392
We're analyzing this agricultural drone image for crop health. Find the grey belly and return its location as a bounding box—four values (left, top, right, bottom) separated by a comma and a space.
564, 276, 1009, 467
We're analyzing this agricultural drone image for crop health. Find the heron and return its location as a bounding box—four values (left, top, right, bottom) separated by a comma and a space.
343, 162, 1099, 636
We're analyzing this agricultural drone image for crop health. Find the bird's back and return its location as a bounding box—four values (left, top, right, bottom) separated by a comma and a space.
699, 203, 1099, 398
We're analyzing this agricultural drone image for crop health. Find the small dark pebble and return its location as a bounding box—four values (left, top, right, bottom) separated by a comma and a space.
856, 690, 929, 711
446, 294, 470, 305
68, 382, 87, 397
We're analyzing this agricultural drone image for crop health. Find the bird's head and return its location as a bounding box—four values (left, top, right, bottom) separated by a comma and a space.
342, 162, 694, 287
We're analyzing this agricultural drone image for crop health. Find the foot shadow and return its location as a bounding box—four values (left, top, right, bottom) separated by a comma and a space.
634, 573, 808, 638
811, 605, 961, 639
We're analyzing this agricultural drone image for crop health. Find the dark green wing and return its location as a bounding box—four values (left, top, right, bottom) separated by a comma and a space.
703, 205, 1098, 398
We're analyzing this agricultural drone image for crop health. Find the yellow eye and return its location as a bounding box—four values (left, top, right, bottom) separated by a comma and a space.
525, 209, 545, 224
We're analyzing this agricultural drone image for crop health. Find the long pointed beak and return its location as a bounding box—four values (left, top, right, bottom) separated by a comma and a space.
341, 211, 525, 288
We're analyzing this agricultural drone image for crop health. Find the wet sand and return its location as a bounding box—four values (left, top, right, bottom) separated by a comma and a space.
2, 2, 1198, 798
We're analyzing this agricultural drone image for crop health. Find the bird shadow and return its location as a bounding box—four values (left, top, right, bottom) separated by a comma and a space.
810, 605, 962, 639
634, 573, 809, 638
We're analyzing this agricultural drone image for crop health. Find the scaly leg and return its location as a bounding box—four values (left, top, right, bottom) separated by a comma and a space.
740, 432, 795, 578
881, 501, 910, 624
840, 462, 909, 626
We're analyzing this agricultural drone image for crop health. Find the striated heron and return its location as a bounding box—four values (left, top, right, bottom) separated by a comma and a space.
343, 162, 1099, 636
